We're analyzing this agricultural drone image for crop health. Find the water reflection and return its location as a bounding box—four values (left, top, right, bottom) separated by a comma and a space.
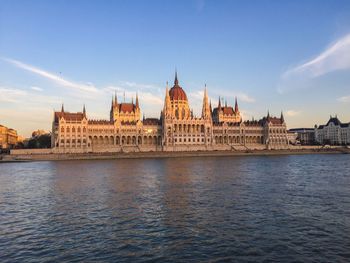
0, 154, 350, 262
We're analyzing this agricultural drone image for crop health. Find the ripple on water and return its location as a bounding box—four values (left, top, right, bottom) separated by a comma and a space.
0, 154, 349, 262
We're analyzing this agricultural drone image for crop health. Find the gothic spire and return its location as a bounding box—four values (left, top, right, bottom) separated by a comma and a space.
174, 69, 179, 85
235, 97, 239, 112
114, 91, 118, 105
202, 84, 211, 119
164, 82, 172, 117
61, 103, 64, 112
136, 92, 139, 108
267, 110, 270, 119
218, 96, 221, 109
281, 111, 284, 123
83, 104, 86, 116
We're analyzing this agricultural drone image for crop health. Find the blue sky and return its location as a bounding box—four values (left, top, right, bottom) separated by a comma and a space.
1, 0, 350, 137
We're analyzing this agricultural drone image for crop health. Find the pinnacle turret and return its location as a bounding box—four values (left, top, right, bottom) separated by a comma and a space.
235, 97, 239, 112
136, 92, 139, 109
174, 69, 179, 86
202, 84, 211, 119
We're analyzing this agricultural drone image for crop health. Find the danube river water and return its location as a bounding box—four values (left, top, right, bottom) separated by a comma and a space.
1, 154, 350, 262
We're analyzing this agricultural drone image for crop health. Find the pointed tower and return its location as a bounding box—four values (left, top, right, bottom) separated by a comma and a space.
163, 81, 172, 118
61, 103, 64, 112
83, 104, 86, 117
136, 92, 139, 109
114, 91, 118, 105
202, 84, 211, 120
174, 69, 179, 86
234, 97, 239, 112
267, 110, 270, 119
234, 97, 241, 122
110, 96, 114, 121
280, 111, 284, 123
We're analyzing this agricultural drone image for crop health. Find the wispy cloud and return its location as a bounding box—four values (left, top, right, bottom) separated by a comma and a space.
211, 89, 255, 103
0, 86, 61, 104
283, 33, 350, 78
2, 57, 99, 93
0, 87, 27, 103
337, 95, 350, 103
285, 110, 301, 117
31, 86, 43, 92
104, 85, 163, 105
279, 33, 350, 93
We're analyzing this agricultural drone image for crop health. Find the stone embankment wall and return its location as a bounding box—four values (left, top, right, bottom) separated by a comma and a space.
9, 144, 341, 156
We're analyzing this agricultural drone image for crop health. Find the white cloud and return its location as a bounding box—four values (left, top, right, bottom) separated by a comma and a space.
283, 33, 350, 79
120, 81, 161, 91
279, 33, 350, 93
0, 86, 61, 105
210, 90, 255, 103
103, 85, 163, 106
2, 57, 99, 93
0, 87, 27, 103
337, 95, 350, 103
236, 92, 255, 103
31, 86, 43, 92
285, 110, 301, 117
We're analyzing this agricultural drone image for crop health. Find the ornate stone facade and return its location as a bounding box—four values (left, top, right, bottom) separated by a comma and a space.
52, 73, 289, 153
315, 116, 350, 145
0, 124, 18, 149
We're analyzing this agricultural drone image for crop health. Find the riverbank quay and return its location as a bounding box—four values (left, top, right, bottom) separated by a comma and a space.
1, 146, 349, 162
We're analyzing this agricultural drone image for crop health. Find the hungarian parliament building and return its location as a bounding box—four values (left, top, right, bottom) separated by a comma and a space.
52, 72, 289, 153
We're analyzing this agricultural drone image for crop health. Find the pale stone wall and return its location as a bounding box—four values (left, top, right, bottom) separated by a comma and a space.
50, 83, 289, 153
0, 125, 18, 149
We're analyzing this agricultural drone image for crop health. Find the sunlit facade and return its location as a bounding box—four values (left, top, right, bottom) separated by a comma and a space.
0, 124, 18, 149
52, 72, 289, 153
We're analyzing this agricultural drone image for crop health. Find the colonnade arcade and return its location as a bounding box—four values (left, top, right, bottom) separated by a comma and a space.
89, 135, 162, 146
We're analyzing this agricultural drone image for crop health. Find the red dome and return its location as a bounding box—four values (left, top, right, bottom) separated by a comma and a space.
169, 85, 188, 101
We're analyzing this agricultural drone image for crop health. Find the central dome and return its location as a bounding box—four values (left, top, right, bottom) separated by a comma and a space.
169, 71, 188, 101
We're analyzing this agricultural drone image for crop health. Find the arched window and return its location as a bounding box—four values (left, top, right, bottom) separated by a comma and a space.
78, 127, 81, 133
61, 127, 64, 132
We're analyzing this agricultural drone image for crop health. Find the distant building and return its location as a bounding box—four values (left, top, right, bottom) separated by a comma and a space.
287, 131, 298, 145
315, 116, 350, 145
0, 124, 18, 149
51, 72, 289, 153
288, 128, 315, 145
